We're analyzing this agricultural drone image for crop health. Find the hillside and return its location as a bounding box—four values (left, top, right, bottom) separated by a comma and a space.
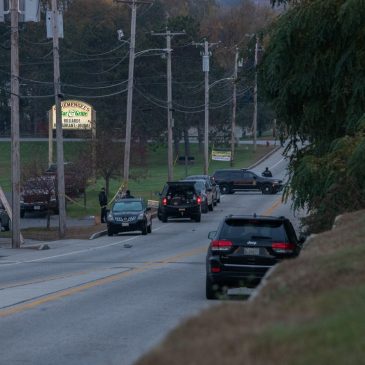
136, 210, 365, 365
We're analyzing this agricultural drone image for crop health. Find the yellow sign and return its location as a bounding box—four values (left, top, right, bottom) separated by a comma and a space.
52, 100, 93, 130
212, 150, 232, 162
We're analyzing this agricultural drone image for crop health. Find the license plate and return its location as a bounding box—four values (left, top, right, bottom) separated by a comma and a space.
243, 247, 260, 256
179, 208, 185, 211
122, 223, 129, 227
34, 206, 41, 210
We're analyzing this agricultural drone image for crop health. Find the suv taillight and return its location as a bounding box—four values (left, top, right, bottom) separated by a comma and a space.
196, 196, 202, 205
162, 197, 167, 206
272, 242, 295, 254
211, 240, 233, 252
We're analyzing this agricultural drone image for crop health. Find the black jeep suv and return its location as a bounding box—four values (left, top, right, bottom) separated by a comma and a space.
206, 214, 303, 299
212, 168, 283, 195
157, 181, 202, 222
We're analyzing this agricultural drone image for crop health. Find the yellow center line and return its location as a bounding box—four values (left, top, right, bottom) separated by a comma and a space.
1, 198, 283, 318
0, 246, 206, 318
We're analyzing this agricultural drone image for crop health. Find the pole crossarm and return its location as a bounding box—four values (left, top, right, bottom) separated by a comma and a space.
114, 0, 153, 4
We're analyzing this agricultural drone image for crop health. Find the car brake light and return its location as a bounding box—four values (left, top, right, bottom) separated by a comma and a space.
211, 267, 221, 273
272, 242, 296, 254
162, 197, 167, 206
211, 240, 233, 251
197, 196, 202, 205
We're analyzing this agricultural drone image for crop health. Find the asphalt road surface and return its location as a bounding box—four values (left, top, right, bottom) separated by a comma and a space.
0, 148, 301, 365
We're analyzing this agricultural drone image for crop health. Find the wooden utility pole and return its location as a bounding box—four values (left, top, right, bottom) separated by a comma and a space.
231, 47, 239, 167
10, 0, 21, 248
115, 0, 153, 188
151, 28, 185, 181
203, 40, 209, 175
253, 35, 259, 152
51, 0, 66, 237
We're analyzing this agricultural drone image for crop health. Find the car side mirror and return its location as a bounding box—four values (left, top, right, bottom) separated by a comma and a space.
208, 231, 217, 240
298, 235, 306, 245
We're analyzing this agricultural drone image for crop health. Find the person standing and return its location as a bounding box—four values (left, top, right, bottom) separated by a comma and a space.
98, 187, 108, 223
262, 167, 273, 178
122, 190, 134, 199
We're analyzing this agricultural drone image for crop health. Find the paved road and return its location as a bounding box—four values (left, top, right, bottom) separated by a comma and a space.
0, 148, 300, 365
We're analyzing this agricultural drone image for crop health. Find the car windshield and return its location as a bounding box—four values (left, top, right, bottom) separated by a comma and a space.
220, 219, 288, 242
113, 201, 143, 212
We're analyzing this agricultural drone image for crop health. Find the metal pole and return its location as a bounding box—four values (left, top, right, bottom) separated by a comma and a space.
231, 47, 239, 167
123, 0, 137, 187
253, 35, 258, 152
48, 111, 53, 167
204, 40, 209, 175
51, 0, 66, 238
10, 0, 20, 248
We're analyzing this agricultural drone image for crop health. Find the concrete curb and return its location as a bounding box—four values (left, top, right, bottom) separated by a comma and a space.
89, 230, 107, 240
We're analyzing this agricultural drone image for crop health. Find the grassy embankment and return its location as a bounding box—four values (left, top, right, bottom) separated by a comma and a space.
136, 210, 365, 365
0, 141, 275, 218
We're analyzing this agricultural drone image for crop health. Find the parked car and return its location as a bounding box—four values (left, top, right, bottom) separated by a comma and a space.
184, 175, 220, 205
212, 168, 283, 195
157, 181, 202, 223
0, 202, 10, 231
107, 198, 152, 236
183, 179, 213, 213
206, 214, 303, 299
44, 162, 87, 198
20, 176, 58, 218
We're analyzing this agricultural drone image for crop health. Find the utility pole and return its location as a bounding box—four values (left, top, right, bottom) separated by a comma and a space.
151, 28, 185, 181
231, 47, 239, 167
193, 40, 218, 175
51, 0, 66, 238
253, 35, 259, 152
10, 0, 20, 248
115, 0, 153, 188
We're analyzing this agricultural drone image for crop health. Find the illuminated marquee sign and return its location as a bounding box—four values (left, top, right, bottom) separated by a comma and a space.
52, 100, 94, 130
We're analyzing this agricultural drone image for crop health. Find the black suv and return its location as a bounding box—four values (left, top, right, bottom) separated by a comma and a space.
184, 175, 220, 206
212, 169, 283, 195
206, 214, 303, 299
157, 181, 202, 222
107, 198, 152, 236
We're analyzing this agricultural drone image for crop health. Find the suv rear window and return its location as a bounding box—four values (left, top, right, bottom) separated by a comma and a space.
220, 219, 289, 242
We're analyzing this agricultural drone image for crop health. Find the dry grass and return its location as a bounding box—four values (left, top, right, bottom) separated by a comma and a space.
136, 210, 365, 365
21, 224, 105, 241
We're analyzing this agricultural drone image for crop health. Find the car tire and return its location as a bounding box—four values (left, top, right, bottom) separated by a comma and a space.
147, 221, 152, 233
206, 276, 224, 300
141, 222, 148, 235
20, 210, 25, 218
107, 228, 114, 236
213, 199, 217, 206
4, 223, 10, 231
193, 214, 201, 223
202, 202, 209, 214
261, 184, 273, 194
208, 202, 214, 211
161, 214, 168, 223
220, 184, 231, 195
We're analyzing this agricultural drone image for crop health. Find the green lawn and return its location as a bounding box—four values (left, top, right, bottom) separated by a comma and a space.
0, 141, 274, 218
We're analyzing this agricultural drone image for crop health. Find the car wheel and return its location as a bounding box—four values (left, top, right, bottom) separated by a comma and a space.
206, 276, 224, 300
147, 221, 152, 233
213, 199, 217, 206
161, 214, 168, 223
107, 228, 114, 236
261, 184, 273, 194
141, 222, 148, 235
4, 223, 10, 231
220, 184, 231, 195
208, 202, 214, 211
202, 202, 209, 213
20, 210, 25, 218
193, 214, 201, 223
